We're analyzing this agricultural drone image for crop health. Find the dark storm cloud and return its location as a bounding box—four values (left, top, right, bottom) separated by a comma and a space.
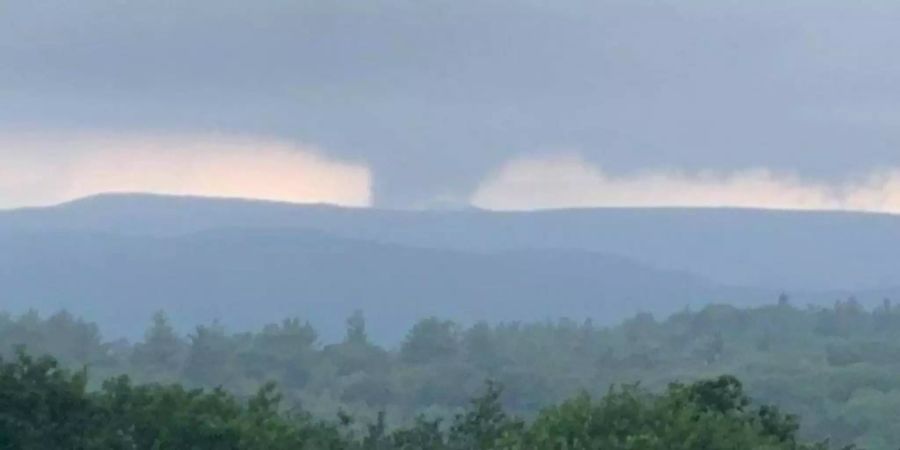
2, 0, 900, 206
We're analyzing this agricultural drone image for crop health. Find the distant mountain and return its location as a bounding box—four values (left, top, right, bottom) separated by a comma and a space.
3, 194, 899, 341
0, 226, 759, 342
4, 193, 900, 290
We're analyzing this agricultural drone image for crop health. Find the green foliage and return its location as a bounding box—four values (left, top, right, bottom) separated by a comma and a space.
0, 351, 94, 449
527, 376, 823, 450
0, 351, 826, 449
3, 300, 899, 448
447, 381, 524, 449
184, 323, 235, 388
130, 311, 185, 377
401, 318, 460, 364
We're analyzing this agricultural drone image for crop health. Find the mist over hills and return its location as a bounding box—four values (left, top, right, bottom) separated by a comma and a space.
0, 227, 739, 341
2, 193, 898, 341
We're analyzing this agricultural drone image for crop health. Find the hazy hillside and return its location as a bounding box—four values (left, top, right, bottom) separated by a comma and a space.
3, 194, 899, 340
0, 227, 760, 341
4, 194, 900, 290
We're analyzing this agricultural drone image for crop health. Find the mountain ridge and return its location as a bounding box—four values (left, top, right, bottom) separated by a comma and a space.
1, 225, 753, 342
4, 193, 900, 291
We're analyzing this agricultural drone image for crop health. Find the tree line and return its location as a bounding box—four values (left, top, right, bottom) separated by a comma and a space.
1, 297, 898, 448
1, 350, 828, 449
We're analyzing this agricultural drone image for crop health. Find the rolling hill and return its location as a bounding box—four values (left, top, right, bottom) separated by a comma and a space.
2, 194, 898, 340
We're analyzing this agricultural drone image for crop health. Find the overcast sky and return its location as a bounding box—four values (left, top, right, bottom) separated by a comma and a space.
2, 0, 900, 209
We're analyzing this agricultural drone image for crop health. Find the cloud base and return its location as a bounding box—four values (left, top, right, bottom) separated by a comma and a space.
472, 154, 900, 214
0, 132, 372, 209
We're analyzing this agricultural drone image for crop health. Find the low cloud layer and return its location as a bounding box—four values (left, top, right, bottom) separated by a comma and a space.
0, 132, 372, 209
472, 154, 900, 214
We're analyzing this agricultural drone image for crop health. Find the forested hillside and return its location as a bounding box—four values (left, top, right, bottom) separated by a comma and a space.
0, 352, 822, 449
0, 227, 745, 342
2, 300, 897, 448
6, 195, 900, 343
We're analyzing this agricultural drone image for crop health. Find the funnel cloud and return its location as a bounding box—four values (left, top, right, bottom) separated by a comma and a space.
3, 1, 900, 205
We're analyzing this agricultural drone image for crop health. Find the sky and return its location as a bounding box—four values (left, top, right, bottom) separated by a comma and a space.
2, 0, 900, 210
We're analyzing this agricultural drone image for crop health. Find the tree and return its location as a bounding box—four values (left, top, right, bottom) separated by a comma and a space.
448, 381, 524, 449
324, 312, 389, 377
131, 311, 186, 377
346, 310, 368, 345
242, 318, 318, 388
527, 376, 824, 450
183, 323, 234, 387
0, 351, 95, 449
464, 322, 501, 372
0, 350, 833, 450
401, 318, 460, 364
